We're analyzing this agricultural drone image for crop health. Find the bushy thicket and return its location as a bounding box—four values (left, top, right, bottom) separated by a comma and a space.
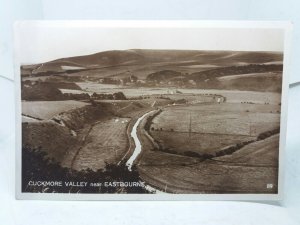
257, 127, 280, 141
22, 147, 149, 193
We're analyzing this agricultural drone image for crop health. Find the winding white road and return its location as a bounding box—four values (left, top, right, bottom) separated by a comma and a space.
125, 110, 165, 194
126, 110, 155, 171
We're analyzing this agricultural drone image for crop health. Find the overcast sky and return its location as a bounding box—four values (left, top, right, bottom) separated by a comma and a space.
14, 21, 285, 64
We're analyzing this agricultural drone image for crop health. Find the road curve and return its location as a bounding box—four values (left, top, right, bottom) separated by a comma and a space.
125, 110, 166, 194
126, 110, 156, 171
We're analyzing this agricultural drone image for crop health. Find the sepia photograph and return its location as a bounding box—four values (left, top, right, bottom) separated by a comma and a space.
15, 21, 290, 199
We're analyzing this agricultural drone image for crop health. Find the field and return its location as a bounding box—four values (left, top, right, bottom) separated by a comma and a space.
151, 104, 280, 135
215, 134, 279, 166
138, 134, 279, 193
22, 100, 89, 120
149, 102, 280, 155
217, 72, 282, 92
61, 82, 282, 104
71, 118, 130, 171
171, 89, 281, 104
136, 92, 280, 193
151, 132, 255, 155
139, 158, 278, 193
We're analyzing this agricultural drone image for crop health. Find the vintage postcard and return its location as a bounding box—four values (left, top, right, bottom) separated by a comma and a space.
14, 21, 292, 200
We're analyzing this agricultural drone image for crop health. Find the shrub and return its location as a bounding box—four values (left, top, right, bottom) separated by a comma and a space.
22, 147, 149, 194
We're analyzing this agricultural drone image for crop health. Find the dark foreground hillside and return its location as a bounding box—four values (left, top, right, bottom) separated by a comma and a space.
22, 147, 149, 193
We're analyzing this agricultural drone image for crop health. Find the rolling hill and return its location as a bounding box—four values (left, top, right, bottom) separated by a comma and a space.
21, 49, 283, 77
21, 49, 283, 92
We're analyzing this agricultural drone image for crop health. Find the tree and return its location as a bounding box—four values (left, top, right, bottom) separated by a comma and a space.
113, 92, 127, 100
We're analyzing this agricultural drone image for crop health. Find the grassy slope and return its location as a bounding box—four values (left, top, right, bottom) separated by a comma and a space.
71, 118, 130, 171
21, 49, 283, 79
22, 100, 89, 120
138, 135, 279, 193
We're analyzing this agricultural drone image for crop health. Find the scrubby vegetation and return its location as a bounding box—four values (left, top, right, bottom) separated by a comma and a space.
257, 127, 280, 141
22, 147, 149, 193
91, 92, 126, 100
156, 127, 280, 160
146, 70, 182, 81
22, 81, 127, 101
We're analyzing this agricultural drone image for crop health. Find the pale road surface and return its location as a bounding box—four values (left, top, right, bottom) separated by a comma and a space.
125, 110, 165, 194
126, 110, 155, 171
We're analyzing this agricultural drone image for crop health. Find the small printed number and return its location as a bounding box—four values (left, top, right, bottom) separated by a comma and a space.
267, 184, 273, 189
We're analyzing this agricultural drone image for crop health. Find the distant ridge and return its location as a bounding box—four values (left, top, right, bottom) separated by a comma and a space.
22, 49, 283, 75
